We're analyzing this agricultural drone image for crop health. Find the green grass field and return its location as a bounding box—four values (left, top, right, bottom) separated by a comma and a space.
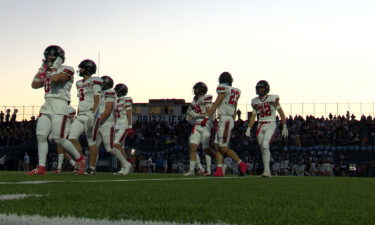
0, 172, 374, 225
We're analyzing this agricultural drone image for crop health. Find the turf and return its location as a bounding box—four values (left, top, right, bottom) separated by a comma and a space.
0, 172, 374, 225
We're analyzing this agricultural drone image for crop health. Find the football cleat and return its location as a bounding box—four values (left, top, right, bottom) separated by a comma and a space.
261, 171, 271, 178
27, 166, 46, 175
183, 171, 195, 176
75, 156, 86, 175
114, 167, 129, 175
213, 167, 224, 177
84, 168, 96, 175
238, 162, 249, 176
51, 169, 61, 174
202, 171, 211, 176
196, 168, 205, 175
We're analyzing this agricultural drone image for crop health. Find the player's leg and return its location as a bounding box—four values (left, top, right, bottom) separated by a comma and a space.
101, 125, 131, 175
86, 117, 101, 173
217, 117, 248, 175
51, 115, 85, 175
184, 125, 200, 175
28, 114, 51, 175
55, 144, 64, 173
195, 152, 205, 175
259, 123, 276, 177
68, 117, 85, 155
202, 127, 215, 176
113, 126, 128, 159
213, 136, 225, 176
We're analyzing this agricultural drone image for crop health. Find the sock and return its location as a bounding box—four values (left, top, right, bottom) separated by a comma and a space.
54, 138, 81, 160
262, 147, 271, 173
57, 154, 64, 170
89, 166, 95, 170
111, 148, 127, 168
69, 159, 76, 167
189, 160, 196, 172
195, 153, 203, 170
205, 154, 212, 173
37, 135, 48, 167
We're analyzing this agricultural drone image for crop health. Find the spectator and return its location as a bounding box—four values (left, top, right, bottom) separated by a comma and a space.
11, 109, 18, 122
23, 152, 29, 171
0, 111, 4, 123
5, 109, 10, 123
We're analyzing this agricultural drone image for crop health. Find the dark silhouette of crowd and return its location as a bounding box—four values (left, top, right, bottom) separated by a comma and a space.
1, 109, 375, 177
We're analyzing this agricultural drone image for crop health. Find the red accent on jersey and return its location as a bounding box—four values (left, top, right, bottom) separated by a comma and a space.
93, 81, 102, 85
125, 100, 132, 103
204, 96, 212, 101
228, 89, 240, 105
217, 87, 225, 91
63, 69, 74, 77
105, 92, 115, 96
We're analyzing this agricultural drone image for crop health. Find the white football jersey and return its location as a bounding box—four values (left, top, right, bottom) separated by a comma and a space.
251, 94, 279, 122
216, 84, 241, 116
98, 89, 116, 123
76, 76, 102, 112
43, 65, 74, 101
191, 94, 213, 123
115, 96, 133, 125
68, 106, 76, 119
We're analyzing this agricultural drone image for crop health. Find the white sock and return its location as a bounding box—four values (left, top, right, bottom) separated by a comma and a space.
195, 153, 203, 170
54, 138, 81, 160
111, 148, 127, 168
189, 160, 196, 172
262, 147, 271, 173
37, 135, 48, 167
205, 154, 212, 173
57, 154, 64, 170
69, 159, 76, 167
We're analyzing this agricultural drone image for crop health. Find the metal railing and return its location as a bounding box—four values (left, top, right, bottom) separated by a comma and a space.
1, 103, 374, 121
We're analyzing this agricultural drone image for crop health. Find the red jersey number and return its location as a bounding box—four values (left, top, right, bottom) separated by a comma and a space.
228, 89, 240, 105
79, 89, 85, 101
44, 77, 51, 94
259, 102, 272, 117
194, 105, 202, 114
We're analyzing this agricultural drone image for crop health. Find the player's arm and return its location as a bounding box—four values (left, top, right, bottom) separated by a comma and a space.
51, 67, 74, 84
275, 101, 286, 126
31, 72, 44, 89
206, 93, 225, 117
126, 108, 132, 127
232, 104, 238, 120
275, 99, 288, 138
100, 101, 114, 121
91, 80, 102, 114
247, 112, 257, 129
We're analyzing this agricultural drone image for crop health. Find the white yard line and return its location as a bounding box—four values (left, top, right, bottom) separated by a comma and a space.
0, 214, 232, 225
0, 194, 43, 201
0, 176, 247, 185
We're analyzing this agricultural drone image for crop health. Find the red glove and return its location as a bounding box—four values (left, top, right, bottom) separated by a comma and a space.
200, 116, 209, 127
126, 128, 135, 137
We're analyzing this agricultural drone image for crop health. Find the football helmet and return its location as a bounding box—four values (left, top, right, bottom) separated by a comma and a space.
43, 45, 65, 67
218, 72, 233, 86
193, 82, 208, 96
101, 76, 114, 90
78, 59, 97, 77
114, 83, 128, 97
256, 80, 270, 96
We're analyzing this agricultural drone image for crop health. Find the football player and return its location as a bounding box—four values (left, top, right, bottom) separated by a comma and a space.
30, 45, 85, 175
113, 83, 133, 174
246, 80, 288, 177
201, 72, 249, 176
68, 59, 102, 175
184, 82, 216, 176
96, 77, 132, 175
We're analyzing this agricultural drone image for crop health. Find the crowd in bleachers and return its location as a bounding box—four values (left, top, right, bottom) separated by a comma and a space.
1, 108, 375, 176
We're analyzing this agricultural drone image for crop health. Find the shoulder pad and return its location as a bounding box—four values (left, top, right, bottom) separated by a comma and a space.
61, 65, 74, 77
216, 84, 228, 94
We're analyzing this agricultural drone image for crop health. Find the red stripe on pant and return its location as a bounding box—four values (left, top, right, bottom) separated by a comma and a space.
222, 120, 230, 144
256, 122, 269, 137
119, 129, 127, 143
110, 127, 114, 149
191, 125, 196, 134
92, 118, 101, 141
60, 116, 68, 138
